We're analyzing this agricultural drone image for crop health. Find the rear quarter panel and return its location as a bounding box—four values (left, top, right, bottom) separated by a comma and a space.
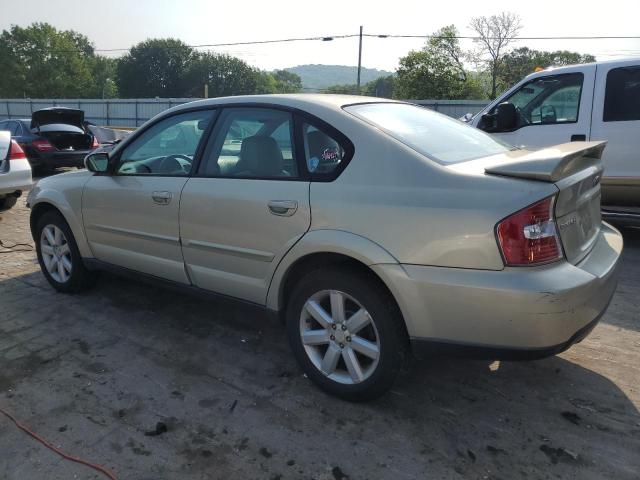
306, 118, 558, 270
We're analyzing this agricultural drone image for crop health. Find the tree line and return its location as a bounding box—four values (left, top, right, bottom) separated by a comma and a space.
325, 13, 595, 100
0, 17, 596, 101
0, 23, 302, 99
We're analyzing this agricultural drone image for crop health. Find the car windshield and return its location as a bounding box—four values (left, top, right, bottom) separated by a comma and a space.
345, 103, 512, 164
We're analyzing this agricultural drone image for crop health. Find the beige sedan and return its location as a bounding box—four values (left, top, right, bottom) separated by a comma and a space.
27, 95, 622, 400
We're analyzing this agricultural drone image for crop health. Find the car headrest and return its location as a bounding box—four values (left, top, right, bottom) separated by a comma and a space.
238, 135, 283, 176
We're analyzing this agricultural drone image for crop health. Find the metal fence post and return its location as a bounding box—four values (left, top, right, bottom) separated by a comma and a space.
135, 100, 139, 127
106, 100, 110, 126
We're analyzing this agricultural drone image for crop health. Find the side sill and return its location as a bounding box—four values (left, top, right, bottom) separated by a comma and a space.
83, 258, 269, 316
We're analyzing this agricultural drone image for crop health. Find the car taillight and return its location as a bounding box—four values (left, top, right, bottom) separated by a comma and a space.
91, 136, 99, 149
496, 196, 563, 266
32, 139, 56, 152
8, 140, 27, 160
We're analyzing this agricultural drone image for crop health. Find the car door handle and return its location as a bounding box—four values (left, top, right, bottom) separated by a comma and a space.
268, 200, 298, 216
152, 191, 173, 205
571, 134, 586, 141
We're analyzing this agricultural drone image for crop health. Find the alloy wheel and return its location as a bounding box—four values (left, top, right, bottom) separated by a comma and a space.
299, 290, 381, 385
40, 224, 72, 283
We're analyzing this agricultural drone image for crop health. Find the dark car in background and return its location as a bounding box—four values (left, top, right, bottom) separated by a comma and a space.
0, 107, 98, 172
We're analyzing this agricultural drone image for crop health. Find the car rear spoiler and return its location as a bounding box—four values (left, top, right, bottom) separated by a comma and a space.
484, 141, 606, 183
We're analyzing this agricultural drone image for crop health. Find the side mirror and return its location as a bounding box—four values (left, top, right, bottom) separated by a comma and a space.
85, 152, 109, 173
495, 102, 517, 131
460, 112, 474, 123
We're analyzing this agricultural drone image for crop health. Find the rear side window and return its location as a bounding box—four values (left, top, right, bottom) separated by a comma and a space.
604, 66, 640, 122
302, 123, 347, 175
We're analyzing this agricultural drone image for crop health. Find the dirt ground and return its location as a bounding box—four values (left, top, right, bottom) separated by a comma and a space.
1, 194, 639, 480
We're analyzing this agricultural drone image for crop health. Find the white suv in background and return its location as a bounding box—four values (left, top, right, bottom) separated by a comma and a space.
469, 58, 640, 224
0, 131, 32, 212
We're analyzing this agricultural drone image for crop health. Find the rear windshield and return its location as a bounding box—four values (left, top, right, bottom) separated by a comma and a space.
344, 103, 511, 164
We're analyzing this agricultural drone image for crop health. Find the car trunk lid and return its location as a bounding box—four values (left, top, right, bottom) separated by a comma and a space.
484, 141, 606, 265
31, 108, 85, 130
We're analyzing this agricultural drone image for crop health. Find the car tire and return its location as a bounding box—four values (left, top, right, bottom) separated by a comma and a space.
286, 266, 407, 401
0, 195, 18, 212
35, 210, 97, 293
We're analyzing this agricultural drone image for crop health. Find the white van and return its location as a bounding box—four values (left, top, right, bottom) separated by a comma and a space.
469, 58, 640, 223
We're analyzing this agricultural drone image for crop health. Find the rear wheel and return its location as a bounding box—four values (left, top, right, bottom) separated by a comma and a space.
35, 211, 97, 293
286, 267, 406, 401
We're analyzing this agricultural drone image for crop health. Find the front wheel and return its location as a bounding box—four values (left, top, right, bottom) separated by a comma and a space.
35, 210, 97, 293
286, 267, 407, 401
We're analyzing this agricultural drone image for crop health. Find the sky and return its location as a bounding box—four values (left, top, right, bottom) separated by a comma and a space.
1, 0, 639, 72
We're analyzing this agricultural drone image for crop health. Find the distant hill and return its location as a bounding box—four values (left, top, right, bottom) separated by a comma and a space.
283, 64, 394, 91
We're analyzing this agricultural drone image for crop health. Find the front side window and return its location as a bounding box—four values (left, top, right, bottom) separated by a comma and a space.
117, 110, 213, 175
501, 73, 583, 126
201, 108, 297, 178
604, 66, 640, 122
302, 123, 346, 174
346, 103, 511, 164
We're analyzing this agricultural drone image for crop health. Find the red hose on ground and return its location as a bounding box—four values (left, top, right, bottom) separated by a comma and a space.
0, 406, 118, 480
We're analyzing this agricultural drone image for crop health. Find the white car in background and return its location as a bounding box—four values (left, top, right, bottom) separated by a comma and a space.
0, 131, 32, 212
468, 58, 640, 224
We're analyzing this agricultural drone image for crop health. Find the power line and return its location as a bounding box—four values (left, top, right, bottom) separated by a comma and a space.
44, 33, 640, 54
366, 34, 640, 41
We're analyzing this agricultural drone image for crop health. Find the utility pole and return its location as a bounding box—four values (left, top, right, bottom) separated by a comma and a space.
356, 25, 363, 94
204, 84, 209, 99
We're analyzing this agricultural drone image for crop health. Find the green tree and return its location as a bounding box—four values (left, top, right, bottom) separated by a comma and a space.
90, 56, 118, 98
323, 84, 358, 94
254, 71, 279, 94
498, 47, 596, 88
395, 26, 473, 100
364, 75, 395, 98
186, 52, 262, 97
0, 23, 98, 98
469, 12, 522, 99
272, 70, 302, 93
116, 38, 196, 97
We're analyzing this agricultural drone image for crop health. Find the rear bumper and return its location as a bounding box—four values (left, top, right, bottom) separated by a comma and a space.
410, 308, 605, 360
0, 158, 32, 195
372, 222, 622, 356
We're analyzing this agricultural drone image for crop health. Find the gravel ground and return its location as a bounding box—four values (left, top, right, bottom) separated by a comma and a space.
1, 194, 639, 480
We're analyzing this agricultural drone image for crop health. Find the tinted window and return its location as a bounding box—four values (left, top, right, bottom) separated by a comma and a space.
604, 66, 640, 122
117, 110, 212, 176
346, 103, 511, 164
201, 108, 297, 178
502, 73, 583, 125
302, 123, 346, 174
